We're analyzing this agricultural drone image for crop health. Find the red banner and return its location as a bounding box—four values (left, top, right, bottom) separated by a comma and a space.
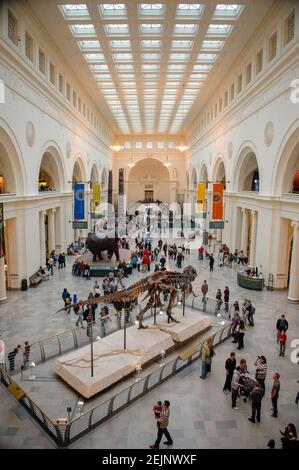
212, 183, 224, 220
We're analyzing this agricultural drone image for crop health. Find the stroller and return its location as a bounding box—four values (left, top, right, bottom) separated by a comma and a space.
241, 376, 256, 401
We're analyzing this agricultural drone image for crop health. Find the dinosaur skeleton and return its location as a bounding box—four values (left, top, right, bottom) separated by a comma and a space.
60, 266, 198, 329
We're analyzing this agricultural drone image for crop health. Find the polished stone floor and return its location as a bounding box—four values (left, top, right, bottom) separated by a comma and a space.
0, 239, 298, 449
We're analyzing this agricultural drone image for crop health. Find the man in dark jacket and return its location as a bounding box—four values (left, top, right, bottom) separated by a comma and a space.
209, 254, 215, 272
248, 381, 263, 423
276, 315, 289, 342
223, 352, 236, 393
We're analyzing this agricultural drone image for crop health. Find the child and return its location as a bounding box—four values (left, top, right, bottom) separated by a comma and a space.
278, 330, 287, 357
153, 400, 162, 421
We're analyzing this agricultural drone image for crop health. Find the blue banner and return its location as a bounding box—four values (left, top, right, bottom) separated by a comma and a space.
74, 183, 85, 220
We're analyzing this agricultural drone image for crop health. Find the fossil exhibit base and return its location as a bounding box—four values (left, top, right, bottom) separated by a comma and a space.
53, 309, 211, 398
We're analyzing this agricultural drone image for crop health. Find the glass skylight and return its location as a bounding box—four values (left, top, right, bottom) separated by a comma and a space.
113, 53, 133, 61
84, 53, 105, 61
59, 4, 89, 18
207, 24, 233, 35
140, 24, 163, 34
201, 40, 224, 50
89, 64, 109, 71
69, 24, 95, 36
98, 4, 127, 17
115, 63, 134, 71
171, 40, 193, 50
213, 4, 244, 18
143, 74, 159, 80
174, 24, 198, 35
142, 64, 160, 71
105, 24, 129, 35
78, 40, 101, 50
138, 4, 164, 17
119, 74, 135, 80
176, 4, 204, 18
193, 64, 212, 71
141, 53, 161, 61
197, 53, 218, 62
169, 53, 190, 61
190, 72, 208, 79
110, 40, 131, 49
141, 40, 161, 48
168, 64, 186, 71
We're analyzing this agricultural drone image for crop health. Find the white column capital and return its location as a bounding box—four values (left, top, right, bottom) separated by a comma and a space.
41, 210, 47, 217
250, 210, 256, 217
49, 208, 56, 215
241, 208, 247, 215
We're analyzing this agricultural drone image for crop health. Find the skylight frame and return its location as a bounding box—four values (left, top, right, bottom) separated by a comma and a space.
69, 24, 96, 37
104, 24, 129, 36
207, 24, 233, 36
109, 40, 132, 49
197, 53, 218, 62
174, 24, 198, 35
78, 40, 101, 50
140, 23, 163, 34
84, 53, 105, 62
112, 53, 133, 61
138, 4, 165, 17
98, 4, 127, 18
201, 39, 224, 51
169, 52, 190, 62
213, 4, 244, 19
176, 3, 205, 18
141, 39, 162, 48
59, 4, 90, 19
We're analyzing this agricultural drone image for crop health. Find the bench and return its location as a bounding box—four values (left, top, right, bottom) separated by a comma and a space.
29, 272, 43, 287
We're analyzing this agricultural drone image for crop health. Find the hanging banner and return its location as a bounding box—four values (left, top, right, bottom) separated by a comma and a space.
0, 203, 5, 258
74, 183, 85, 220
196, 183, 206, 213
212, 183, 224, 220
92, 183, 101, 214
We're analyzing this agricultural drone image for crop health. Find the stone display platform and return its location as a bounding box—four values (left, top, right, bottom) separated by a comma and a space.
53, 308, 211, 398
154, 309, 212, 343
53, 342, 141, 399
81, 248, 131, 266
100, 327, 175, 365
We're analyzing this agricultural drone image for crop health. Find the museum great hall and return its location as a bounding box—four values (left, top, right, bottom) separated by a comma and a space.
0, 0, 298, 451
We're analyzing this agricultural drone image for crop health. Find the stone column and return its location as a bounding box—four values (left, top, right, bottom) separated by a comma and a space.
217, 229, 222, 242
48, 208, 56, 253
40, 211, 47, 266
241, 208, 249, 256
288, 221, 299, 303
249, 210, 257, 267
0, 256, 7, 303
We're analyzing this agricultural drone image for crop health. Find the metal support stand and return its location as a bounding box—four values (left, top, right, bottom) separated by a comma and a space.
123, 308, 127, 350
183, 289, 186, 316
154, 303, 157, 325
90, 318, 94, 378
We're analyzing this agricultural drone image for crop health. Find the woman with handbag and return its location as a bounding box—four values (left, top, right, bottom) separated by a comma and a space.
236, 320, 246, 350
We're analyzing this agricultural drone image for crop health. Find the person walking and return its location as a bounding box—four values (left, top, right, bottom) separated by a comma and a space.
223, 286, 230, 313
271, 373, 280, 417
255, 356, 267, 396
201, 280, 208, 303
205, 337, 215, 375
236, 320, 246, 350
199, 340, 210, 380
248, 381, 263, 423
276, 314, 288, 343
209, 254, 215, 272
215, 289, 222, 315
8, 345, 21, 372
62, 288, 70, 310
58, 253, 63, 269
75, 303, 85, 328
0, 335, 5, 368
231, 366, 243, 410
278, 330, 287, 357
223, 352, 236, 394
47, 255, 54, 275
150, 400, 173, 448
23, 341, 30, 364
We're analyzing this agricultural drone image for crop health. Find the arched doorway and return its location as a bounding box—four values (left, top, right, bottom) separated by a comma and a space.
38, 146, 65, 192
127, 159, 170, 205
0, 125, 25, 297
237, 152, 260, 192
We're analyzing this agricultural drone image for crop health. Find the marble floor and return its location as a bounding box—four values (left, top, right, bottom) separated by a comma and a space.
0, 239, 298, 449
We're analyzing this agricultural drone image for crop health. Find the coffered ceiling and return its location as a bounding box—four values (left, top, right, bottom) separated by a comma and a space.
28, 1, 275, 135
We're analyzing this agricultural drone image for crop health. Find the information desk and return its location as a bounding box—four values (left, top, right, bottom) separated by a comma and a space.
237, 271, 264, 290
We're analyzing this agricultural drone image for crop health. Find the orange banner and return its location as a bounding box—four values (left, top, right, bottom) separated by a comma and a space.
212, 183, 224, 220
196, 183, 206, 213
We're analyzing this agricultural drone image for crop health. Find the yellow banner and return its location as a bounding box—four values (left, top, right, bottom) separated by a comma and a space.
92, 183, 101, 213
196, 183, 206, 213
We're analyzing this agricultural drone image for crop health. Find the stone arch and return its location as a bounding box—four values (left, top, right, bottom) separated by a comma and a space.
72, 155, 86, 183
233, 142, 260, 192
101, 167, 108, 189
127, 158, 171, 204
0, 120, 26, 196
90, 162, 99, 187
212, 155, 226, 184
199, 161, 208, 183
191, 167, 197, 189
272, 120, 299, 195
185, 170, 190, 189
38, 141, 66, 192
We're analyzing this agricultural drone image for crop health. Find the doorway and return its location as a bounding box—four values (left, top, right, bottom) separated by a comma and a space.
144, 190, 153, 202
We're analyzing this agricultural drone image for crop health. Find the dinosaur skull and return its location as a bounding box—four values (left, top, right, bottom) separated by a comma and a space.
183, 265, 197, 280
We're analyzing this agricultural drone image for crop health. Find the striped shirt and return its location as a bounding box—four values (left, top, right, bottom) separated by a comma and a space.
255, 362, 267, 380
159, 407, 170, 429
